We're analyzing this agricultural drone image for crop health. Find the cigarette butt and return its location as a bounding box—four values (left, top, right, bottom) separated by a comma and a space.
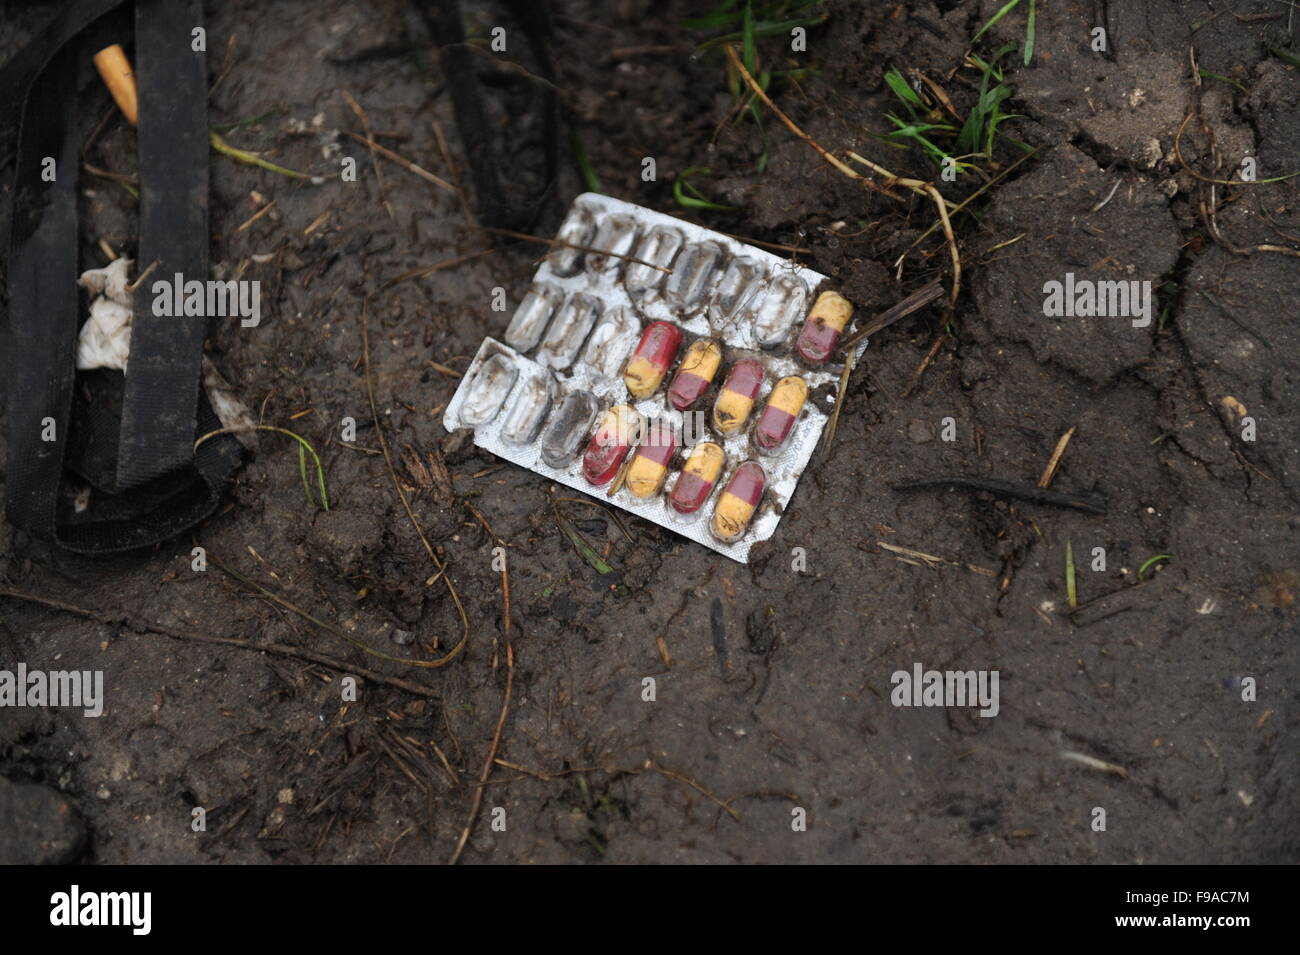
93, 44, 138, 126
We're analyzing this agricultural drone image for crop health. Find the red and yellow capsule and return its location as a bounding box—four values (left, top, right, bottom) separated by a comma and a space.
795, 291, 853, 365
623, 321, 683, 399
712, 358, 764, 436
710, 461, 766, 543
753, 376, 808, 453
624, 420, 679, 499
668, 441, 726, 515
582, 404, 644, 487
666, 339, 723, 411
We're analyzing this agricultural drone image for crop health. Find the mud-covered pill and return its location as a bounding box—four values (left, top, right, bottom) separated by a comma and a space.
504, 284, 559, 352
624, 226, 683, 300
624, 420, 679, 499
796, 290, 853, 365
582, 405, 644, 486
540, 391, 599, 469
548, 204, 595, 276
499, 370, 554, 444
710, 256, 763, 323
712, 358, 764, 436
537, 293, 601, 369
750, 273, 809, 349
459, 352, 518, 425
666, 339, 722, 411
754, 376, 808, 453
669, 441, 725, 515
710, 461, 766, 542
623, 321, 683, 398
580, 306, 640, 377
665, 241, 724, 310
586, 214, 639, 275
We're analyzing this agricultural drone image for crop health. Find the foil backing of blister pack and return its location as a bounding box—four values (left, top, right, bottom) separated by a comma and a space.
443, 193, 864, 563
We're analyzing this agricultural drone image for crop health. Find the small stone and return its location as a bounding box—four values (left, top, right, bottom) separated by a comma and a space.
0, 777, 87, 864
391, 628, 416, 646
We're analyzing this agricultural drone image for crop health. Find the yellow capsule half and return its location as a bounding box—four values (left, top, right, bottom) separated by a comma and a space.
712, 359, 764, 436
710, 461, 766, 543
624, 422, 679, 498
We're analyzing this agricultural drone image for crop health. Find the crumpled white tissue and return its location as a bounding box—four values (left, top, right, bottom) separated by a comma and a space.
73, 256, 257, 446
76, 257, 135, 371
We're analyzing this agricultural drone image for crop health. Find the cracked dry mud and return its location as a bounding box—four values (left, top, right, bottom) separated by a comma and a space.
1, 0, 1296, 863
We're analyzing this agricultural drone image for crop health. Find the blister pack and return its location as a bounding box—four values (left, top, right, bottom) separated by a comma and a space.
443, 193, 863, 563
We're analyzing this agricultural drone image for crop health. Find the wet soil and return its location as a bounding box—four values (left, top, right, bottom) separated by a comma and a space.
1, 0, 1297, 863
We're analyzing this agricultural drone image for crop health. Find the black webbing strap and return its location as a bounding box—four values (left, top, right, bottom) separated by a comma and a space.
417, 0, 560, 230
2, 0, 241, 555
118, 0, 214, 487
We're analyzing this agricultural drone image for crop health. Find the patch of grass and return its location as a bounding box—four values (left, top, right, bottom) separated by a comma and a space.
880, 70, 967, 173
880, 47, 1025, 178
673, 166, 736, 212
686, 0, 826, 173
972, 0, 1038, 67
686, 0, 827, 45
195, 424, 329, 510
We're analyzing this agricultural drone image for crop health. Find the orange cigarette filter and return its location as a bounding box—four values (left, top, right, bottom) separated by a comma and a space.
94, 44, 139, 126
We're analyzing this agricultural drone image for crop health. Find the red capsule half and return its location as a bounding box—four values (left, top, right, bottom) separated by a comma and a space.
753, 376, 808, 453
669, 442, 726, 515
666, 339, 722, 411
581, 405, 644, 486
710, 461, 766, 542
795, 291, 853, 366
623, 321, 683, 398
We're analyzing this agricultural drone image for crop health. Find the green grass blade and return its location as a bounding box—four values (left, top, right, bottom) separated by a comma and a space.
298, 443, 314, 507
972, 0, 1023, 44
554, 509, 614, 574
698, 14, 829, 51
1137, 554, 1172, 580
569, 127, 603, 193
1024, 0, 1036, 65
742, 0, 757, 75
1270, 46, 1300, 68
210, 131, 310, 179
683, 0, 742, 31
884, 67, 925, 109
260, 425, 329, 510
674, 178, 736, 211
1066, 539, 1077, 610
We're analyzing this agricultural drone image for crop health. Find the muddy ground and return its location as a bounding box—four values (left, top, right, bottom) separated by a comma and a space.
1, 0, 1297, 864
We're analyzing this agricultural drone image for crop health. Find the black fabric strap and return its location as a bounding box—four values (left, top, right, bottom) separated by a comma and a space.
2, 0, 242, 555
417, 0, 560, 230
118, 0, 214, 488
